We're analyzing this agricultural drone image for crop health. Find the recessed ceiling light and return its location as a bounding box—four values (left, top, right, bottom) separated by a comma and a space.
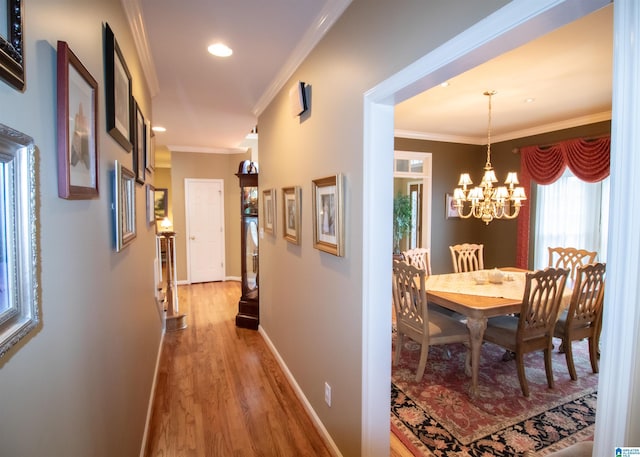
440, 81, 450, 87
207, 43, 233, 57
524, 97, 536, 103
152, 126, 166, 132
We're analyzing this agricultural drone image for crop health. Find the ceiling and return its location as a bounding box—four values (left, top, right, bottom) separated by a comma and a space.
134, 0, 351, 153
131, 1, 612, 154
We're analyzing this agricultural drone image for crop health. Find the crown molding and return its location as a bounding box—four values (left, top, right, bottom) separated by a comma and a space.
252, 0, 352, 117
395, 111, 612, 145
167, 145, 249, 155
121, 0, 160, 98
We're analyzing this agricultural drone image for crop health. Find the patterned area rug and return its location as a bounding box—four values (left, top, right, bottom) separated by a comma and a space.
391, 338, 597, 456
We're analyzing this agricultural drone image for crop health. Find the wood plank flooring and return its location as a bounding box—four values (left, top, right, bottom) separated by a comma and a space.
144, 281, 411, 457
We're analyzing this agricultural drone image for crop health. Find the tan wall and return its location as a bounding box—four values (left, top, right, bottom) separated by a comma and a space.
0, 0, 162, 455
170, 151, 250, 281
258, 1, 509, 455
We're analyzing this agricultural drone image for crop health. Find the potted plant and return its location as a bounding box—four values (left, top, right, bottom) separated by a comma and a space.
393, 192, 412, 255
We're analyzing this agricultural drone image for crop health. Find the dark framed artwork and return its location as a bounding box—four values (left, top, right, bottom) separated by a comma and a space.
104, 22, 132, 152
145, 119, 154, 172
312, 174, 345, 256
132, 99, 145, 184
0, 0, 25, 91
154, 188, 168, 219
56, 41, 99, 199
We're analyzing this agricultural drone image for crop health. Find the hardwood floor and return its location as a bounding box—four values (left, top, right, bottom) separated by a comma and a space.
144, 281, 412, 457
144, 281, 333, 456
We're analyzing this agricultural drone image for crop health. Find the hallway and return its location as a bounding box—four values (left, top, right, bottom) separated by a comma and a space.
144, 281, 333, 456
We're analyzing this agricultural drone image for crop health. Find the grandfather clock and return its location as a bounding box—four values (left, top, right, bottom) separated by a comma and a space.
236, 167, 259, 329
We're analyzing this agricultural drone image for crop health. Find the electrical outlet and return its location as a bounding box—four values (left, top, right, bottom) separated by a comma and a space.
324, 382, 332, 407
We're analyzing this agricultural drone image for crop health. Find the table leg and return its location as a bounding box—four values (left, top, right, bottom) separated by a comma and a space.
466, 316, 487, 397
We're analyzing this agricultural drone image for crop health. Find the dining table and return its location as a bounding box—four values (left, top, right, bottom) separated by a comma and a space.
425, 268, 572, 397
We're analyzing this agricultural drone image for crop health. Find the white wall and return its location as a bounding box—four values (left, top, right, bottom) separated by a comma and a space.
0, 0, 162, 455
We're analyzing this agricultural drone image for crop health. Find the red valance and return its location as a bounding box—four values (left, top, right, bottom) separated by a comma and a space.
515, 135, 610, 269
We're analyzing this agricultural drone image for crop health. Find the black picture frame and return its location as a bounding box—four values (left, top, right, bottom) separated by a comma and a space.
131, 99, 145, 184
0, 0, 25, 91
56, 41, 99, 199
104, 22, 132, 152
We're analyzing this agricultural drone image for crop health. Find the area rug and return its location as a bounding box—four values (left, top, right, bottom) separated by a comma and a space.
391, 338, 597, 456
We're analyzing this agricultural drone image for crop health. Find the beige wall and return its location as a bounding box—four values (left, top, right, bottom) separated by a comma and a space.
258, 1, 509, 455
0, 0, 162, 456
170, 151, 250, 281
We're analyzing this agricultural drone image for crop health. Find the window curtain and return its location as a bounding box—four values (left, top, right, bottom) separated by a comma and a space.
515, 135, 610, 268
533, 170, 609, 268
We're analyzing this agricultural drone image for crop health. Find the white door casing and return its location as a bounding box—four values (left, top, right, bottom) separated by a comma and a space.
185, 179, 225, 283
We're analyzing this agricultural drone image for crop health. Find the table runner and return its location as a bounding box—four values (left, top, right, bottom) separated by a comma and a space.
426, 270, 528, 300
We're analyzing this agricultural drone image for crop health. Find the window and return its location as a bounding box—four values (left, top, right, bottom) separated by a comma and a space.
533, 169, 609, 269
0, 123, 39, 359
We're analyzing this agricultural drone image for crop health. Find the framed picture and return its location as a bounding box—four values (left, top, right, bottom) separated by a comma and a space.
113, 160, 136, 252
0, 123, 38, 359
312, 174, 344, 256
146, 184, 155, 226
132, 100, 145, 184
56, 41, 99, 200
154, 188, 168, 219
104, 23, 132, 152
445, 193, 459, 219
262, 188, 276, 234
282, 186, 301, 244
0, 0, 25, 91
145, 119, 154, 172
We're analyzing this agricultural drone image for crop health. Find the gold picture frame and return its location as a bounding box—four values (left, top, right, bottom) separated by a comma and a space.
282, 186, 301, 244
312, 174, 344, 256
263, 188, 276, 234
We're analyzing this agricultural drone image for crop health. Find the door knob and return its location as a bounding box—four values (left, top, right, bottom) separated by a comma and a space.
190, 236, 196, 240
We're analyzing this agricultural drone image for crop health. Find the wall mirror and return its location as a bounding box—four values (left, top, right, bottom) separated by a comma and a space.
0, 122, 39, 359
0, 0, 25, 91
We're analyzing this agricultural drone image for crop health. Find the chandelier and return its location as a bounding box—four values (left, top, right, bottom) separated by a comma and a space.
453, 90, 526, 224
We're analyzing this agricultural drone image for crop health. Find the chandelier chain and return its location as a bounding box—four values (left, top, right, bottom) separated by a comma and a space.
484, 90, 495, 168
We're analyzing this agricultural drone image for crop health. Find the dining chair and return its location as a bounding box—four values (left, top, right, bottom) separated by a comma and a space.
402, 247, 432, 275
392, 260, 469, 381
554, 262, 606, 380
449, 243, 484, 273
547, 246, 597, 281
482, 267, 569, 397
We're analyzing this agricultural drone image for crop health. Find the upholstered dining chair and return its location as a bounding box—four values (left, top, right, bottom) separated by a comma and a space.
482, 267, 570, 397
402, 247, 432, 275
547, 246, 597, 281
554, 262, 606, 380
392, 260, 469, 381
449, 243, 484, 273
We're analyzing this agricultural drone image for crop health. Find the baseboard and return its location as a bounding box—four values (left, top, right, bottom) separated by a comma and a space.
176, 278, 241, 285
258, 325, 343, 457
139, 329, 165, 457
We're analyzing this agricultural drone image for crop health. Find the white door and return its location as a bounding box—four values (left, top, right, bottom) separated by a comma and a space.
185, 179, 225, 283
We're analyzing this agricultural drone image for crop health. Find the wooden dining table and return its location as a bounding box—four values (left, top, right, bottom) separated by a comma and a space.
425, 268, 571, 397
